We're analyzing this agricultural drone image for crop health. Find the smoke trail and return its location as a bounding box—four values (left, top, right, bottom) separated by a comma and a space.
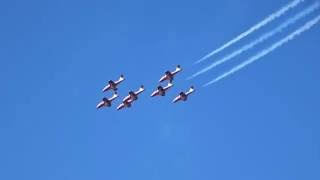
188, 2, 319, 80
203, 14, 320, 87
195, 0, 305, 64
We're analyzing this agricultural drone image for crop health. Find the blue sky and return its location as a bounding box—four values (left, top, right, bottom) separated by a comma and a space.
1, 0, 320, 179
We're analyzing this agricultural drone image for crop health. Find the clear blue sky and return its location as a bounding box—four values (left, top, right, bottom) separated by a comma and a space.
1, 0, 320, 179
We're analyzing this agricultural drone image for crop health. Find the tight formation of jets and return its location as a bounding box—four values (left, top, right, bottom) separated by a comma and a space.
96, 65, 195, 111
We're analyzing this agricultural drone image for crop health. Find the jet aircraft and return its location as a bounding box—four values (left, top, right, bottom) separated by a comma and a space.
117, 99, 134, 111
150, 83, 173, 97
122, 85, 145, 102
159, 65, 182, 83
102, 75, 125, 92
96, 93, 118, 109
173, 86, 195, 103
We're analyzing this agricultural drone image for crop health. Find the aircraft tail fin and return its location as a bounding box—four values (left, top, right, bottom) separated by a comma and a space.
112, 92, 118, 98
139, 85, 145, 91
175, 65, 182, 72
187, 86, 195, 94
109, 93, 118, 101
165, 83, 173, 89
119, 74, 125, 81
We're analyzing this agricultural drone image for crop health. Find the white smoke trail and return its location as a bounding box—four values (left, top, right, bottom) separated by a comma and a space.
203, 14, 320, 87
195, 0, 305, 64
188, 2, 319, 80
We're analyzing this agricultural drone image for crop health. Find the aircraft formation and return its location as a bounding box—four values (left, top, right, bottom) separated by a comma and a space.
96, 65, 195, 111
